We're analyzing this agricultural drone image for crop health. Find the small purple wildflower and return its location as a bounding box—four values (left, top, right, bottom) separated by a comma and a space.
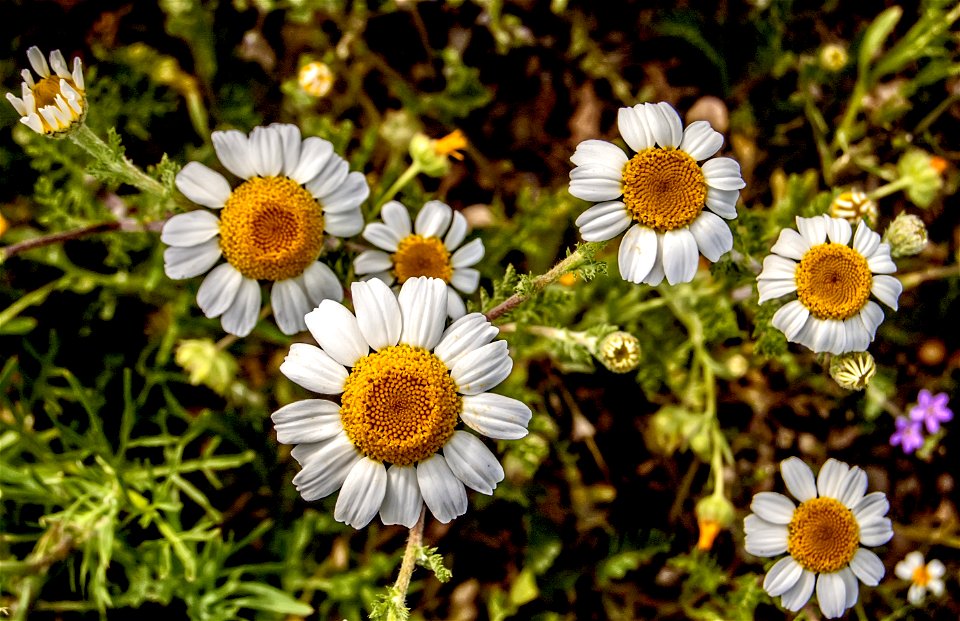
909, 389, 953, 434
890, 417, 924, 454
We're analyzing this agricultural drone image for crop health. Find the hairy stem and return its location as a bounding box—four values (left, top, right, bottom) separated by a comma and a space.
393, 507, 426, 603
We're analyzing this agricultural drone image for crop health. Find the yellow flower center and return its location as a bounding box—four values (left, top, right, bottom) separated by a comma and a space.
622, 148, 706, 231
218, 176, 325, 281
912, 565, 931, 587
795, 243, 873, 320
340, 344, 461, 466
391, 234, 453, 284
32, 75, 81, 109
787, 497, 860, 574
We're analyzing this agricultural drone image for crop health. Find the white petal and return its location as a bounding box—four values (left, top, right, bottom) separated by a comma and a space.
212, 130, 256, 179
27, 46, 50, 77
280, 343, 348, 395
815, 572, 846, 619
763, 557, 803, 597
758, 254, 798, 282
756, 278, 798, 304
161, 210, 221, 247
570, 139, 629, 169
174, 162, 232, 208
248, 126, 283, 177
320, 171, 369, 214
443, 431, 504, 495
907, 583, 926, 605
6, 92, 27, 116
305, 300, 368, 367
450, 268, 480, 293
569, 171, 624, 202
434, 313, 499, 369
852, 492, 889, 524
701, 157, 746, 190
852, 220, 881, 258
417, 454, 468, 524
197, 262, 243, 318
300, 261, 343, 307
817, 458, 850, 499
271, 123, 302, 178
288, 137, 334, 185
220, 277, 261, 337
780, 570, 815, 612
858, 518, 893, 546
398, 277, 448, 350
272, 279, 312, 335
781, 457, 817, 502
163, 240, 222, 280
642, 247, 666, 286
894, 552, 923, 579
648, 102, 683, 148
662, 228, 699, 285
689, 211, 732, 262
49, 49, 69, 77
334, 458, 387, 528
867, 249, 897, 275
678, 120, 723, 160
450, 340, 512, 395
857, 301, 885, 342
446, 287, 467, 319
849, 548, 884, 586
704, 187, 739, 219
927, 560, 946, 578
71, 57, 84, 90
460, 393, 531, 440
415, 200, 453, 238
770, 228, 811, 260
363, 223, 404, 252
617, 224, 657, 284
750, 492, 796, 524
271, 398, 342, 444
324, 208, 365, 238
808, 318, 847, 355
444, 212, 468, 250
291, 433, 360, 501
870, 275, 901, 310
837, 466, 868, 509
575, 201, 632, 242
306, 157, 349, 200
796, 215, 828, 246
380, 200, 413, 238
743, 515, 788, 557
839, 566, 860, 611
617, 106, 656, 153
351, 278, 402, 351
825, 216, 852, 245
451, 238, 484, 268
380, 465, 423, 527
354, 249, 394, 274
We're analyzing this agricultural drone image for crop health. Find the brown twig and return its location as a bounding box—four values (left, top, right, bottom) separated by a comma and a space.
2, 219, 165, 262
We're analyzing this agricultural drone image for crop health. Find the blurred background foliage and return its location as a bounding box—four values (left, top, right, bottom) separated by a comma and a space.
1, 0, 959, 619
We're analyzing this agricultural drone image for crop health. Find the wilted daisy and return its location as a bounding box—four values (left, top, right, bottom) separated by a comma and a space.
829, 190, 877, 227
895, 551, 945, 605
6, 46, 86, 136
162, 123, 368, 336
757, 215, 902, 354
569, 101, 745, 285
354, 200, 483, 319
744, 457, 893, 619
272, 276, 531, 528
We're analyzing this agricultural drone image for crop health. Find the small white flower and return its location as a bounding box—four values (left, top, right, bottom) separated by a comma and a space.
569, 101, 744, 285
6, 46, 86, 136
895, 551, 946, 605
272, 276, 531, 528
744, 457, 893, 619
757, 215, 902, 354
354, 200, 483, 319
162, 123, 369, 336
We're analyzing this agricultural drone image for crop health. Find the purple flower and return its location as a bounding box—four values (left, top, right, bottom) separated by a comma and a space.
890, 417, 924, 454
909, 390, 953, 434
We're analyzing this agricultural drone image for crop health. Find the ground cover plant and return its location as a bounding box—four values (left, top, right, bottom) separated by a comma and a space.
1, 0, 958, 619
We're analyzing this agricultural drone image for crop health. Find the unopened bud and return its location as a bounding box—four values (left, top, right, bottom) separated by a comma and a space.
897, 150, 944, 208
829, 190, 878, 227
818, 43, 849, 72
298, 61, 334, 98
883, 212, 928, 258
175, 339, 238, 395
695, 495, 735, 551
594, 331, 641, 373
410, 130, 467, 177
829, 351, 877, 391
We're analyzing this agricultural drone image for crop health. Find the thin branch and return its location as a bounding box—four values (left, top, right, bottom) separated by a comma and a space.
2, 219, 165, 262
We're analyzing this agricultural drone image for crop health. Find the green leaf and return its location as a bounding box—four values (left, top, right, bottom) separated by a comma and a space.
857, 7, 902, 75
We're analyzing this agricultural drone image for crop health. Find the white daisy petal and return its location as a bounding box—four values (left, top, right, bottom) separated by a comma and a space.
704, 187, 740, 219
817, 458, 849, 498
648, 102, 683, 148
852, 221, 881, 258
701, 157, 746, 190
763, 556, 803, 597
291, 432, 360, 501
300, 261, 344, 307
570, 139, 630, 169
212, 130, 257, 179
770, 228, 811, 260
689, 211, 733, 262
796, 215, 828, 246
197, 262, 244, 318
444, 212, 469, 250
324, 209, 365, 238
825, 216, 852, 245
641, 245, 666, 286
352, 278, 402, 351
27, 46, 50, 76
870, 275, 902, 311
398, 277, 448, 350
305, 300, 368, 367
849, 548, 885, 586
380, 465, 423, 528
743, 518, 789, 557
451, 238, 484, 268
163, 240, 222, 280
363, 223, 404, 252
618, 224, 658, 284
815, 571, 846, 619
272, 278, 312, 335
450, 341, 512, 395
568, 172, 625, 202
248, 126, 284, 177
334, 458, 387, 528
679, 120, 723, 161
280, 343, 348, 395
750, 492, 796, 524
858, 518, 893, 546
446, 287, 467, 320
575, 201, 632, 242
617, 106, 656, 153
781, 457, 817, 502
320, 171, 370, 214
858, 301, 885, 340
415, 200, 454, 238
71, 57, 84, 90
757, 254, 799, 281
161, 210, 222, 247
780, 570, 815, 612
380, 200, 413, 239
443, 431, 504, 495
289, 136, 334, 185
757, 278, 799, 303
894, 551, 923, 579
306, 156, 349, 200
837, 466, 868, 508
460, 393, 531, 440
417, 454, 468, 524
772, 302, 811, 342
867, 248, 897, 274
839, 567, 859, 611
220, 277, 262, 337
852, 492, 889, 524
450, 268, 480, 294
174, 162, 232, 209
434, 313, 499, 369
271, 398, 342, 444
6, 93, 27, 116
271, 123, 302, 178
662, 228, 699, 285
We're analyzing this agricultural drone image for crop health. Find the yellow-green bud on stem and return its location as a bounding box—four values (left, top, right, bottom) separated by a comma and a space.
829, 351, 877, 391
175, 338, 239, 396
818, 43, 849, 72
883, 212, 928, 258
594, 331, 641, 373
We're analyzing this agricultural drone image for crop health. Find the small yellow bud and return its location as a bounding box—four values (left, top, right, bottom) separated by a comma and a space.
558, 272, 578, 286
829, 190, 878, 227
594, 331, 641, 373
298, 61, 334, 98
883, 212, 928, 258
695, 495, 735, 551
829, 351, 877, 391
409, 130, 468, 177
818, 43, 849, 72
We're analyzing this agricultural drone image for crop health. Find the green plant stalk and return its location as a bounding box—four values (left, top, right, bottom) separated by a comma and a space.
388, 507, 426, 619
69, 125, 166, 196
866, 176, 913, 201
373, 161, 422, 214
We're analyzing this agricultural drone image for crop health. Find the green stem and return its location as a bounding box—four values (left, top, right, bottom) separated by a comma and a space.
70, 126, 166, 195
390, 507, 426, 613
866, 177, 913, 201
373, 162, 422, 214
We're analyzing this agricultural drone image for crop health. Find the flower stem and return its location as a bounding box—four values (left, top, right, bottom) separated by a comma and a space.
393, 507, 426, 604
373, 162, 422, 214
866, 176, 912, 201
1, 218, 165, 262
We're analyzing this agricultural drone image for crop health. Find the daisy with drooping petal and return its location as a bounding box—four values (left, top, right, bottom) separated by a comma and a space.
744, 457, 893, 619
272, 276, 531, 528
895, 551, 946, 605
162, 123, 369, 336
354, 200, 484, 319
757, 214, 902, 355
6, 46, 86, 136
569, 101, 745, 285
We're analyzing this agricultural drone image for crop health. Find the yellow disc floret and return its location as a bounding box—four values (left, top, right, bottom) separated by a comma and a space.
795, 243, 872, 320
392, 234, 453, 284
218, 176, 325, 281
787, 497, 860, 573
622, 148, 706, 231
912, 565, 931, 586
340, 344, 461, 466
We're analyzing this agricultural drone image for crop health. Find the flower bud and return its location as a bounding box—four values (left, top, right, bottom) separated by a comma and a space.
409, 130, 467, 177
298, 61, 334, 98
829, 190, 878, 227
695, 495, 735, 551
818, 43, 849, 72
175, 339, 238, 396
883, 212, 928, 258
897, 150, 944, 208
829, 351, 877, 391
594, 331, 641, 373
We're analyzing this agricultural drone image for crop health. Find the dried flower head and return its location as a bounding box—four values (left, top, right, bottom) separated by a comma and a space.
829, 190, 878, 227
883, 212, 928, 258
829, 351, 877, 391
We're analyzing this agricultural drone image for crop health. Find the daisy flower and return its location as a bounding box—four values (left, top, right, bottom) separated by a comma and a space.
569, 101, 745, 285
895, 551, 946, 605
162, 123, 368, 336
756, 215, 902, 354
353, 200, 483, 319
271, 276, 531, 528
6, 46, 86, 136
744, 457, 893, 619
